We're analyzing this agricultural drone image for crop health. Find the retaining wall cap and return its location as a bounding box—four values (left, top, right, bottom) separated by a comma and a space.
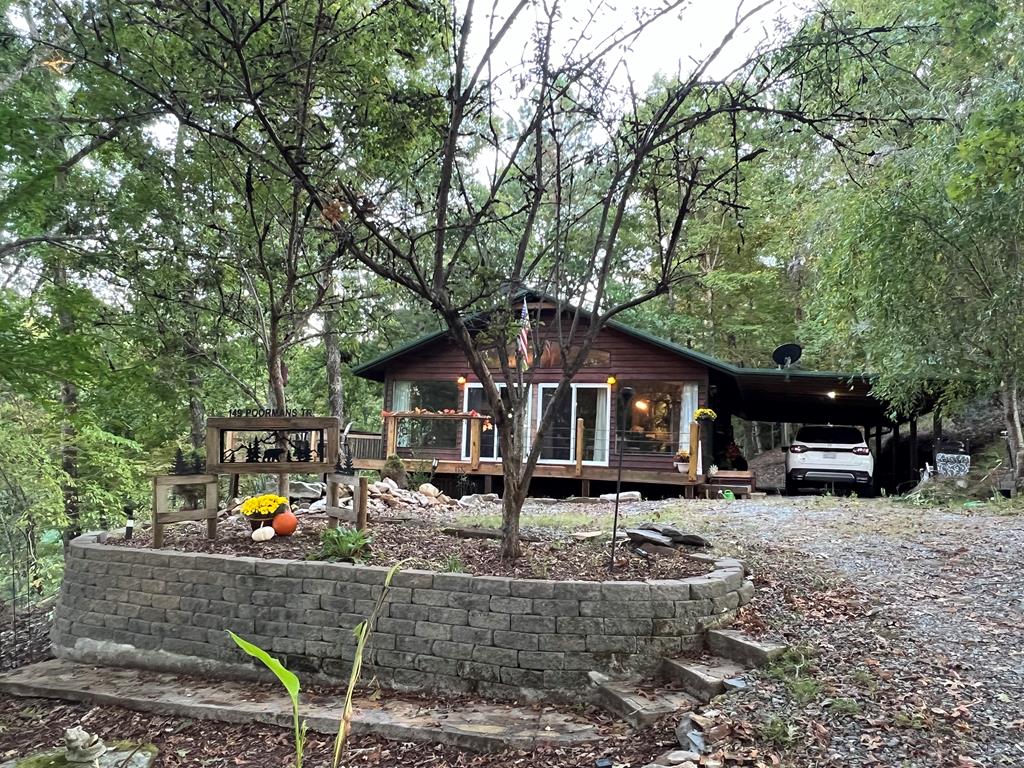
68, 533, 744, 589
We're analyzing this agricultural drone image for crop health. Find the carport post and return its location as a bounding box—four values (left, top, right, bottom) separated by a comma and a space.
909, 417, 919, 482
891, 421, 900, 489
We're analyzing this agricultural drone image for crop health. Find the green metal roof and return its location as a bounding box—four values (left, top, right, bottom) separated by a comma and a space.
352, 304, 874, 384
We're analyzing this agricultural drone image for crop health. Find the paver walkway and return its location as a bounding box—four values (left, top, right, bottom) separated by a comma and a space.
0, 659, 602, 753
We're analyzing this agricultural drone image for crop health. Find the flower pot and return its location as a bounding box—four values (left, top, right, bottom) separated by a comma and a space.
673, 462, 689, 474
248, 515, 276, 532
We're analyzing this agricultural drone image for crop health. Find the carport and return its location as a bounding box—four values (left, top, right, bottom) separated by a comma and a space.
706, 366, 934, 493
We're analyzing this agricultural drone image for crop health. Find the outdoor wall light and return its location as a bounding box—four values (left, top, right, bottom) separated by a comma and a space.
826, 390, 837, 399
606, 375, 617, 386
457, 375, 467, 387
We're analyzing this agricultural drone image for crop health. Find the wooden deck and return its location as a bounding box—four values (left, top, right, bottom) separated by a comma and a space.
352, 456, 705, 491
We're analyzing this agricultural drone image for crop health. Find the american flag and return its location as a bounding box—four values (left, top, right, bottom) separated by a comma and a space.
516, 298, 531, 365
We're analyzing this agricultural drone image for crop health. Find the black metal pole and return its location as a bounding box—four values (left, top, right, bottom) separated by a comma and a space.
609, 387, 634, 570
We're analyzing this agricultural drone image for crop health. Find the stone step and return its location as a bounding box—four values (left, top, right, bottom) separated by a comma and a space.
0, 659, 603, 754
589, 672, 699, 729
661, 656, 747, 702
705, 628, 788, 668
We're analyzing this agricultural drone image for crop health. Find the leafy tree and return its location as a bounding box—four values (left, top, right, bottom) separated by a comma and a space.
43, 0, 935, 557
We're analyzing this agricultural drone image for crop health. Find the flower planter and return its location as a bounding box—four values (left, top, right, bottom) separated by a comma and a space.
248, 514, 277, 532
673, 462, 690, 474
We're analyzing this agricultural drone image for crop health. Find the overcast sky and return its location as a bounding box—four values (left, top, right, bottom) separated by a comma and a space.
465, 0, 807, 96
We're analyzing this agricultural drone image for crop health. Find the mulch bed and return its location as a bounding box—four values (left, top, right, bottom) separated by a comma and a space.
0, 693, 678, 768
110, 515, 711, 581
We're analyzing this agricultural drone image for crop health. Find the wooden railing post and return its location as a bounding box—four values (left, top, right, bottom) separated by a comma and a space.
575, 417, 585, 476
688, 420, 700, 483
385, 414, 398, 456
470, 418, 482, 470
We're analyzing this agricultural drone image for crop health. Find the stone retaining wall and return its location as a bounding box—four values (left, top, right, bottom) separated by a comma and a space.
53, 534, 754, 700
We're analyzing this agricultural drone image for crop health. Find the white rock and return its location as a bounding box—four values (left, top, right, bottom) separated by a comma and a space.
382, 476, 399, 490
599, 491, 642, 502
418, 482, 442, 498
308, 498, 327, 512
662, 750, 701, 765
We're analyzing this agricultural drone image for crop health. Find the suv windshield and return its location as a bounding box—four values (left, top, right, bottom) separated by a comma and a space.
795, 426, 864, 444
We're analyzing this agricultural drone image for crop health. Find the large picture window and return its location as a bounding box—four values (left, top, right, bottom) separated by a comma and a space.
392, 380, 459, 448
619, 381, 697, 454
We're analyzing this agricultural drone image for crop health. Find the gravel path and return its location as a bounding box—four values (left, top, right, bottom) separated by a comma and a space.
620, 496, 1024, 768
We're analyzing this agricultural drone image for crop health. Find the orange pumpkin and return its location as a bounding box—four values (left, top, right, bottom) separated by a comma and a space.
272, 510, 298, 537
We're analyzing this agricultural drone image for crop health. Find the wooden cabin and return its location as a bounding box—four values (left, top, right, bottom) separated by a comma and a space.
349, 297, 905, 497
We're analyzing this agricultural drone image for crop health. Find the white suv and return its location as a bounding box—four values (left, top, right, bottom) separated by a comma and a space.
784, 425, 874, 496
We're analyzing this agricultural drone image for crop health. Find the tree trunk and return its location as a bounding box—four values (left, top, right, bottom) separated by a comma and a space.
267, 345, 288, 495
1000, 379, 1024, 489
325, 305, 345, 422
499, 472, 526, 560
54, 262, 80, 545
268, 349, 287, 411
188, 369, 205, 451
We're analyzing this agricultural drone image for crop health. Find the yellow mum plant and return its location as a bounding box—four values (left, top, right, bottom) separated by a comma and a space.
694, 407, 718, 421
241, 493, 288, 518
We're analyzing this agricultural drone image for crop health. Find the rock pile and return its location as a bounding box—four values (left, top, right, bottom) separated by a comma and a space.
624, 522, 712, 556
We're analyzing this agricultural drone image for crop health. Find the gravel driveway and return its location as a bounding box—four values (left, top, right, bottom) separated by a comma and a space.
608, 496, 1024, 768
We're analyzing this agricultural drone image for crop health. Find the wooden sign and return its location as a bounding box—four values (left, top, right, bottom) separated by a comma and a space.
205, 416, 340, 474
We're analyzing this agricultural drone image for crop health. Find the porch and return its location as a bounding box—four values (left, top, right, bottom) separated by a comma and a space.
346, 410, 715, 498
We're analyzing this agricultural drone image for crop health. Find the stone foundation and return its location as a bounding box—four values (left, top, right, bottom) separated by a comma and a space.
53, 534, 754, 700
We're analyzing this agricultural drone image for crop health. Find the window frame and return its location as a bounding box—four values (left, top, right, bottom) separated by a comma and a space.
535, 382, 611, 467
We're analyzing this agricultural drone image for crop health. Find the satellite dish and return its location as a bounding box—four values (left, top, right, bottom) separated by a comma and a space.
772, 343, 803, 368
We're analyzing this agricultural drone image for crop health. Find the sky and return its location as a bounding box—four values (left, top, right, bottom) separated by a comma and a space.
464, 0, 807, 96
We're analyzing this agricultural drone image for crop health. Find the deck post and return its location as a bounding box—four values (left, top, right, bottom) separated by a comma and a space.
469, 418, 482, 470
688, 421, 699, 483
385, 415, 398, 457
574, 418, 585, 476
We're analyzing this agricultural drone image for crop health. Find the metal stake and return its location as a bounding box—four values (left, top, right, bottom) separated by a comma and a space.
609, 387, 634, 570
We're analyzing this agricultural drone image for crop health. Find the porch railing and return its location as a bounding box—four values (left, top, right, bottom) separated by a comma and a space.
347, 430, 384, 461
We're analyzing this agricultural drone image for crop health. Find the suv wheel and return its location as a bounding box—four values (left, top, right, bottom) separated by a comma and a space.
785, 478, 799, 496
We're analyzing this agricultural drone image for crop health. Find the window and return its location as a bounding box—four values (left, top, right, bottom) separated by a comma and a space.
619, 381, 697, 454
461, 383, 512, 460
536, 383, 610, 464
537, 343, 611, 368
392, 380, 459, 448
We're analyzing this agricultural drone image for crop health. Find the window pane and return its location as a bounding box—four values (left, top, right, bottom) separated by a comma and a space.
463, 385, 508, 458
538, 386, 572, 461
395, 380, 459, 449
620, 382, 683, 454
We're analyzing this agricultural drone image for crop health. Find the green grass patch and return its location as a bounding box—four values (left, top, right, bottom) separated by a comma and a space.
828, 697, 863, 715
758, 715, 800, 746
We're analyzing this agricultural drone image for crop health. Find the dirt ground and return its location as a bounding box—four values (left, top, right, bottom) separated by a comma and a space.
2, 495, 1021, 767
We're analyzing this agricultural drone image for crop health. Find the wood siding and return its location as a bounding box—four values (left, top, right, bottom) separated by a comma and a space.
380, 325, 709, 473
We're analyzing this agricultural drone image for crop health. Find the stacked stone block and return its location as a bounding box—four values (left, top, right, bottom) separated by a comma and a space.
54, 534, 754, 700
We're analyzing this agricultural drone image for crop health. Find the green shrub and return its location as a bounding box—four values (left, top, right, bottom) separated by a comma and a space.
381, 454, 407, 488
316, 527, 370, 561
441, 555, 464, 572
